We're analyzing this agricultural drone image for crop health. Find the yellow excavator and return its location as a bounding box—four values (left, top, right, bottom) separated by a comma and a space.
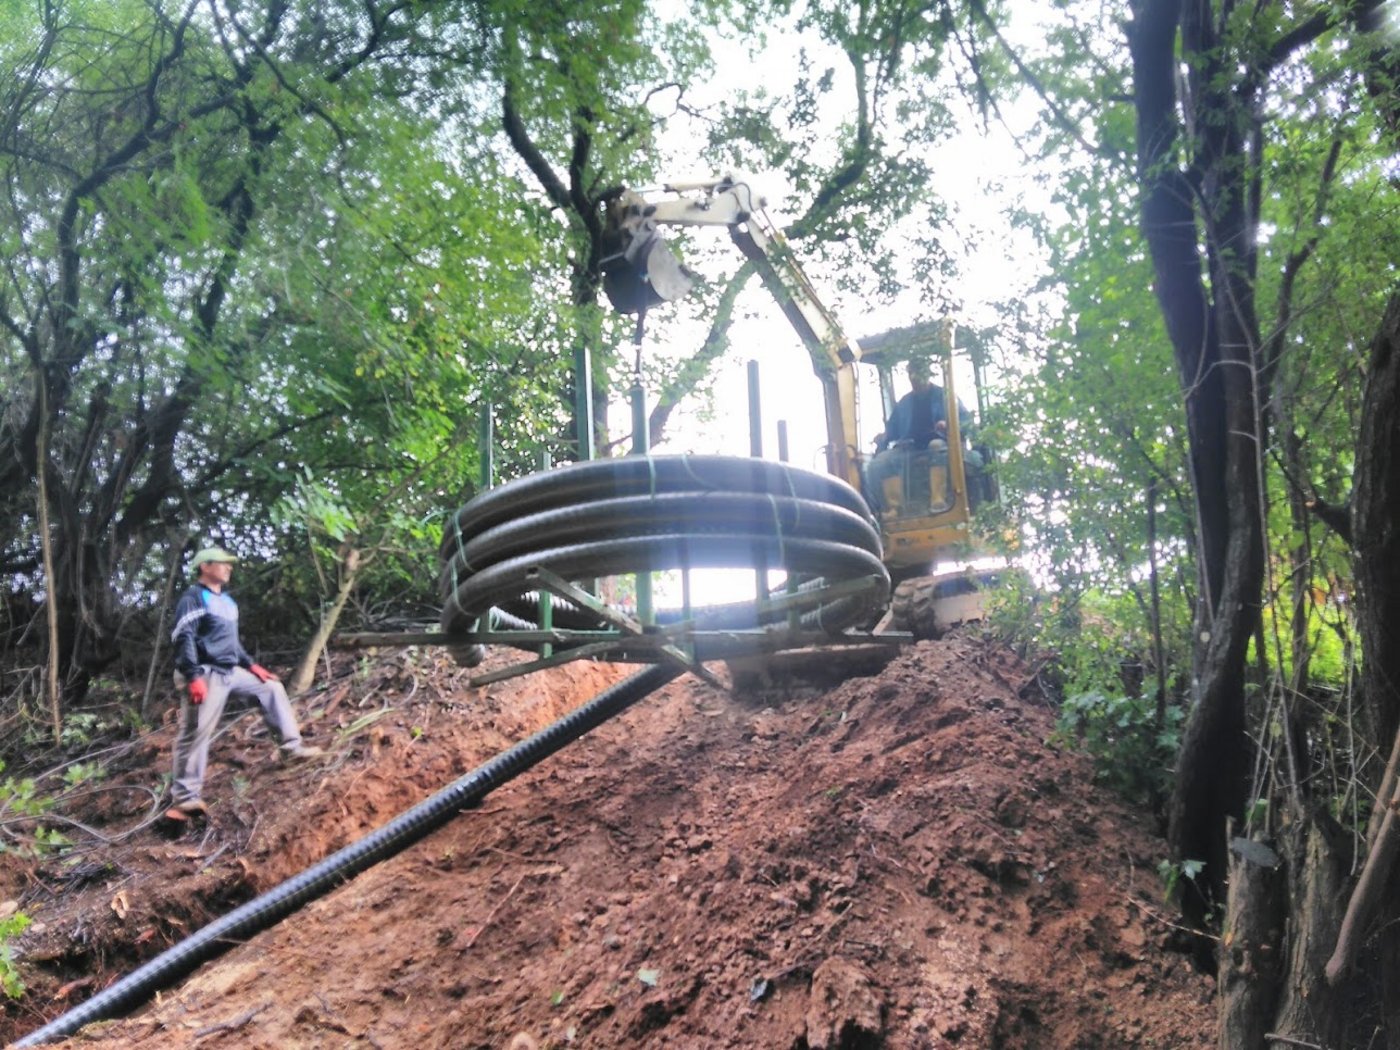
600, 175, 994, 637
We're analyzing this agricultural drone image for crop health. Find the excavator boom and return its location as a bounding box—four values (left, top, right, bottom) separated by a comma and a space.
604, 177, 862, 484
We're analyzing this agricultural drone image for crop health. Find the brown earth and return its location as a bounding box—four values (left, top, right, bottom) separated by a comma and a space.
0, 632, 1215, 1048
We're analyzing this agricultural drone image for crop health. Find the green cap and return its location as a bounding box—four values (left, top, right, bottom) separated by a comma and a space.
192, 547, 239, 571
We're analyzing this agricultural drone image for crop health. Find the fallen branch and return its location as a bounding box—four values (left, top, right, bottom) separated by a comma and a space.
462, 873, 527, 951
195, 1003, 268, 1039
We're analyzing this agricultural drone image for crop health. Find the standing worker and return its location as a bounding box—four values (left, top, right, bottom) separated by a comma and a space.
165, 547, 324, 822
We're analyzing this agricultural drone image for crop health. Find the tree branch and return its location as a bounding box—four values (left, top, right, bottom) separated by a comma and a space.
502, 87, 570, 213
967, 0, 1124, 164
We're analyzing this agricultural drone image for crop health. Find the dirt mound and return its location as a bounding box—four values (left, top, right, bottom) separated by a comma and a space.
1, 633, 1214, 1048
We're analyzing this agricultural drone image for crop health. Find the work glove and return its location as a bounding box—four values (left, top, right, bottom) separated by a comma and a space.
249, 664, 278, 683
187, 678, 208, 704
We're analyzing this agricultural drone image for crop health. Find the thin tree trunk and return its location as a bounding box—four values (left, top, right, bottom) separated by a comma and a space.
35, 373, 61, 746
1366, 726, 1400, 853
288, 547, 362, 696
1148, 480, 1168, 732
141, 540, 187, 720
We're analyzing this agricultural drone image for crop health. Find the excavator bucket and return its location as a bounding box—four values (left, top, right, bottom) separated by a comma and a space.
602, 230, 694, 314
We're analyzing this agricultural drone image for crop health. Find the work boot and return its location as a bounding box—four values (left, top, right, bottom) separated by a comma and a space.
282, 744, 327, 761
163, 798, 208, 822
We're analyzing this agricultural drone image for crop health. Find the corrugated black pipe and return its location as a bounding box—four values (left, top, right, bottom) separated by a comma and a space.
438, 455, 883, 636
15, 663, 681, 1047
444, 534, 886, 636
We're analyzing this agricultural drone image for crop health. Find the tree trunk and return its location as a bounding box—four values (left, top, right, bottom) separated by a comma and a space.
1218, 832, 1285, 1050
288, 547, 363, 696
141, 541, 188, 721
35, 371, 61, 745
1270, 806, 1350, 1048
1349, 289, 1400, 1047
1131, 0, 1266, 922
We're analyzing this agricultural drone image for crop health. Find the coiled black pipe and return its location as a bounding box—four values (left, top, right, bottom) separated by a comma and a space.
440, 454, 888, 639
14, 663, 681, 1047
454, 493, 878, 577
439, 455, 870, 546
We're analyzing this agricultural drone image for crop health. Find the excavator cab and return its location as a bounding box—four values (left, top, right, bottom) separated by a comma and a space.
854, 333, 988, 579
852, 350, 993, 635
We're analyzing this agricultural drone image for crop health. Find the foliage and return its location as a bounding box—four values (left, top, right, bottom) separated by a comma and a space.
62, 762, 107, 790
0, 765, 48, 822
990, 567, 1187, 805
0, 756, 96, 858
1155, 857, 1206, 907
1053, 690, 1183, 804
0, 0, 571, 698
0, 910, 32, 999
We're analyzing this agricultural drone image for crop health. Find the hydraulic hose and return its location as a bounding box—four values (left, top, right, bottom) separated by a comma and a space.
15, 663, 681, 1047
440, 454, 888, 641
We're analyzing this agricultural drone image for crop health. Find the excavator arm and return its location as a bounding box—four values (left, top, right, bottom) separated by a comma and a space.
603, 176, 863, 486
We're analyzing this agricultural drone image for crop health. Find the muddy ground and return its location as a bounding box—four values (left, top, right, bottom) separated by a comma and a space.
0, 632, 1215, 1048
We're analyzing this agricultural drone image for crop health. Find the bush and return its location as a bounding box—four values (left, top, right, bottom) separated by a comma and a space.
1052, 690, 1183, 804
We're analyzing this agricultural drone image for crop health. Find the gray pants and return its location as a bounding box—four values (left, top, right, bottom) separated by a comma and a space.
171, 666, 304, 804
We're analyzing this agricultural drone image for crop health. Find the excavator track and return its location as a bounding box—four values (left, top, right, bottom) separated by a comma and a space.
889, 571, 988, 640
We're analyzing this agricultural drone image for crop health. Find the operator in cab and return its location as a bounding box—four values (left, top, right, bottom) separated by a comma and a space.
865, 358, 980, 514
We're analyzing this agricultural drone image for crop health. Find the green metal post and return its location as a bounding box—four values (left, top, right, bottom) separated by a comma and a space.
776, 418, 798, 627
539, 450, 553, 658
479, 403, 494, 491
747, 360, 769, 605
574, 343, 595, 462
630, 382, 653, 627
747, 360, 763, 457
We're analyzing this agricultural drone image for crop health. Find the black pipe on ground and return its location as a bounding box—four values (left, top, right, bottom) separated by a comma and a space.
15, 663, 682, 1047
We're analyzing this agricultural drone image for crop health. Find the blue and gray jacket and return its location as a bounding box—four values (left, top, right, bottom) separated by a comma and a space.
170, 584, 253, 680
877, 386, 974, 452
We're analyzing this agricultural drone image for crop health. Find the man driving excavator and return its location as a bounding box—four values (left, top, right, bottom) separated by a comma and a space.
865, 358, 980, 514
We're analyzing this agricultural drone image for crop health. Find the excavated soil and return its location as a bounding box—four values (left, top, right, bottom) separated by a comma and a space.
0, 633, 1215, 1048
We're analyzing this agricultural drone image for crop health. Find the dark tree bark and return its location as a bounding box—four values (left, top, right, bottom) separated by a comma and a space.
1350, 290, 1400, 1046
1129, 0, 1262, 921
1272, 807, 1352, 1048
1352, 139, 1400, 777
1218, 834, 1286, 1047
1124, 5, 1386, 1046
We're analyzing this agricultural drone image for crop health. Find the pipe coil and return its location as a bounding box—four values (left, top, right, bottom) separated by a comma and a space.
440, 455, 888, 642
